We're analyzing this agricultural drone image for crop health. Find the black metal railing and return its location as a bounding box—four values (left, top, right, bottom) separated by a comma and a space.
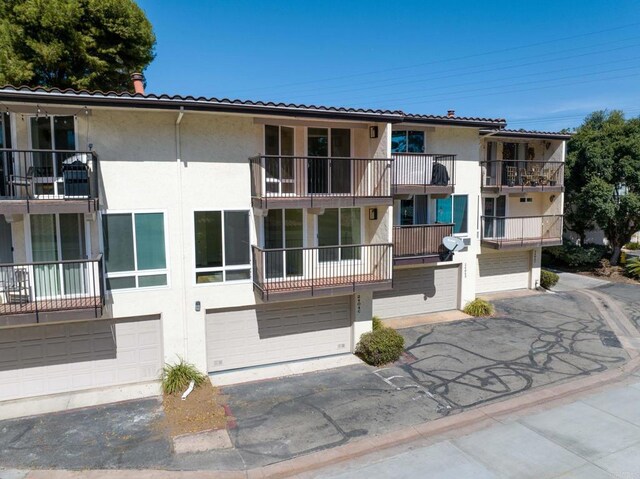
252, 243, 393, 299
481, 215, 563, 247
0, 255, 104, 322
249, 155, 392, 207
0, 149, 99, 206
392, 153, 455, 191
482, 160, 563, 189
393, 224, 453, 258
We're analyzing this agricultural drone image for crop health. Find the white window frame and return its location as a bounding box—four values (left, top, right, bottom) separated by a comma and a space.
193, 209, 252, 286
263, 125, 296, 196
100, 210, 170, 292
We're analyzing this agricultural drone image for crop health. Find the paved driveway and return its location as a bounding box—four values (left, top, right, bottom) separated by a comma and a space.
0, 287, 634, 471
221, 290, 629, 467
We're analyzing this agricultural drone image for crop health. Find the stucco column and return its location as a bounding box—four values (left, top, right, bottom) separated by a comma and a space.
351, 292, 373, 351
530, 247, 542, 289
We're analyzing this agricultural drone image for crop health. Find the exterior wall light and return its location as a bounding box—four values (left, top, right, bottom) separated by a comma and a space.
195, 301, 201, 312
369, 208, 378, 220
369, 126, 378, 139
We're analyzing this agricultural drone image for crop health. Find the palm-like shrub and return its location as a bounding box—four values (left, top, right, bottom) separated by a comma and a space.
161, 358, 207, 395
626, 258, 640, 279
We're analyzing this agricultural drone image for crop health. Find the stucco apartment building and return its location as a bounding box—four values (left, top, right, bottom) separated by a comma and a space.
0, 82, 569, 418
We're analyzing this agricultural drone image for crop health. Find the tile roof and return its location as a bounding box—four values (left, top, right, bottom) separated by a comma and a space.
0, 84, 507, 126
480, 128, 572, 139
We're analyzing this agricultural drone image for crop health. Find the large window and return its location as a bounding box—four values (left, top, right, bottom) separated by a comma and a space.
318, 207, 361, 261
435, 195, 468, 234
391, 130, 425, 153
194, 210, 250, 283
102, 212, 168, 290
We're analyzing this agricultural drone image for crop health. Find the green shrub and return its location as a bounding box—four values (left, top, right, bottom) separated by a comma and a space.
626, 258, 640, 279
542, 243, 608, 269
356, 327, 405, 366
540, 269, 559, 289
161, 358, 207, 395
372, 316, 383, 331
463, 298, 494, 317
625, 242, 640, 250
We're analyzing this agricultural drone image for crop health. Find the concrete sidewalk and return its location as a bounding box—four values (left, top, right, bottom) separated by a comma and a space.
310, 376, 640, 478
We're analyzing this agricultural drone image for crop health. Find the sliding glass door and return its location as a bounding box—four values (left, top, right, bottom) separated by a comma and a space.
264, 209, 303, 279
30, 214, 86, 298
483, 196, 506, 238
307, 128, 351, 194
30, 116, 76, 196
265, 125, 295, 195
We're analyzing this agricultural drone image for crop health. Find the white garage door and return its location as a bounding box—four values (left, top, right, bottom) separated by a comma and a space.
0, 319, 163, 402
477, 251, 531, 294
206, 296, 352, 372
373, 265, 459, 319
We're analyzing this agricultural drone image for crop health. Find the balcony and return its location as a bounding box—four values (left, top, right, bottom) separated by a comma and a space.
249, 155, 392, 209
392, 153, 456, 195
393, 224, 453, 265
481, 215, 563, 249
0, 256, 105, 327
482, 160, 563, 192
252, 243, 393, 301
0, 149, 99, 214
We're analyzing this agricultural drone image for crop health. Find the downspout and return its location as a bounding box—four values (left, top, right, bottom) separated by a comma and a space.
175, 107, 189, 360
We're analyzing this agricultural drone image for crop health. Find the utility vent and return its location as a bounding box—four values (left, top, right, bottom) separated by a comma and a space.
463, 238, 472, 246
337, 343, 346, 349
213, 360, 223, 366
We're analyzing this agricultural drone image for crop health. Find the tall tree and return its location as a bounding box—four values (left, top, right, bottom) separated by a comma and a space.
565, 110, 640, 264
0, 0, 155, 92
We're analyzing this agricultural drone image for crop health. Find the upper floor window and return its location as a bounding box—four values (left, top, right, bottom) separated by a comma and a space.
31, 116, 76, 151
435, 195, 468, 235
392, 130, 425, 153
194, 210, 250, 284
102, 212, 168, 290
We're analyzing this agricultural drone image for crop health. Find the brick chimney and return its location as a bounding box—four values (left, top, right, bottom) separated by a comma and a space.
447, 110, 455, 118
131, 73, 145, 95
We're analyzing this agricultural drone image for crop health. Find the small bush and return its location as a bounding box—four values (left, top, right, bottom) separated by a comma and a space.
626, 258, 640, 279
540, 269, 559, 289
542, 243, 608, 269
161, 358, 207, 395
356, 327, 405, 366
372, 316, 383, 331
463, 298, 494, 317
625, 242, 640, 250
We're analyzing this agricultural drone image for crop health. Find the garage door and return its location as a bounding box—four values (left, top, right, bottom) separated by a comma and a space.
0, 319, 163, 402
373, 265, 459, 319
477, 251, 530, 293
206, 296, 352, 372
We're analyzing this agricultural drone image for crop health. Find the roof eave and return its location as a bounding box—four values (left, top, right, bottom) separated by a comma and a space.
480, 129, 572, 140
0, 89, 405, 123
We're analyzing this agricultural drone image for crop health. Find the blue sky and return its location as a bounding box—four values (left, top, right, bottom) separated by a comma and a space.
137, 1, 640, 132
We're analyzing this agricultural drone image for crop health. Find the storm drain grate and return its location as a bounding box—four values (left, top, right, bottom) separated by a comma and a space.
599, 330, 622, 348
